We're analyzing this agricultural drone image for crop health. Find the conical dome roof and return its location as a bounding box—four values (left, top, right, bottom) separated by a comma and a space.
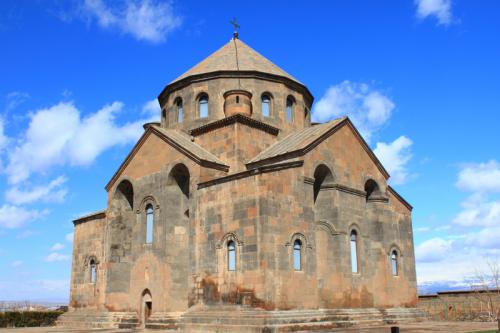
170, 38, 302, 85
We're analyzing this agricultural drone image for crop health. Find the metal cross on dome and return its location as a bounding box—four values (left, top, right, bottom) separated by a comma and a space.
229, 17, 240, 38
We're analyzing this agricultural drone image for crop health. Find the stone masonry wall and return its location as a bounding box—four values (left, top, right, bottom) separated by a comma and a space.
193, 122, 277, 173
70, 216, 106, 309
163, 77, 310, 138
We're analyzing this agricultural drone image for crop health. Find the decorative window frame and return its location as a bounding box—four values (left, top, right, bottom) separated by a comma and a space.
174, 97, 183, 123
136, 196, 160, 246
348, 224, 361, 275
315, 220, 341, 236
216, 232, 244, 273
84, 255, 99, 285
285, 232, 312, 272
196, 93, 209, 119
260, 92, 273, 118
388, 244, 403, 277
285, 95, 296, 123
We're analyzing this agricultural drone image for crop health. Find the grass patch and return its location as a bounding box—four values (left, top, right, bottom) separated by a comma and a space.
0, 311, 63, 327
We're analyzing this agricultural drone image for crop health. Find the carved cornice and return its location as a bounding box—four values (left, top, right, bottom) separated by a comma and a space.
367, 195, 390, 203
158, 70, 314, 109
189, 113, 280, 137
303, 178, 367, 198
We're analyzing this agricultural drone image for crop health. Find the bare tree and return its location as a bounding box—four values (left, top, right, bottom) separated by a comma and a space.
470, 261, 500, 323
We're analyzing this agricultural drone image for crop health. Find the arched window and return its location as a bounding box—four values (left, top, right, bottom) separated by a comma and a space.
293, 239, 302, 271
199, 95, 209, 118
146, 204, 154, 244
228, 240, 236, 271
391, 250, 398, 276
115, 180, 133, 210
261, 94, 271, 117
365, 179, 380, 202
286, 97, 294, 122
162, 109, 166, 124
90, 259, 97, 284
176, 98, 183, 123
350, 230, 358, 273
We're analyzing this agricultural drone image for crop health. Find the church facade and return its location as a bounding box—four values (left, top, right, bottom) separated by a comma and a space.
60, 36, 424, 331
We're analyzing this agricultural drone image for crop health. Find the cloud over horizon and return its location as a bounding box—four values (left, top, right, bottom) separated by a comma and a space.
416, 159, 500, 285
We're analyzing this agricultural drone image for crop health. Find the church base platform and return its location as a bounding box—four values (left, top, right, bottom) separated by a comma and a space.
57, 306, 428, 332
56, 309, 138, 329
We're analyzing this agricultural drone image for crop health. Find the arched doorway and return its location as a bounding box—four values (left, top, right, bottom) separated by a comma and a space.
141, 289, 152, 328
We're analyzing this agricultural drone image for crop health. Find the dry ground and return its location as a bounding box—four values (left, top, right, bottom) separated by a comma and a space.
0, 321, 497, 333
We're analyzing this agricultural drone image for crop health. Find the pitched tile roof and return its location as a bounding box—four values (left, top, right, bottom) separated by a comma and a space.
170, 38, 301, 84
151, 125, 227, 167
247, 116, 390, 179
248, 117, 346, 164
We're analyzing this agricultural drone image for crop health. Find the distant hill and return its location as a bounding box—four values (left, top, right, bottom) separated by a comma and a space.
418, 280, 471, 295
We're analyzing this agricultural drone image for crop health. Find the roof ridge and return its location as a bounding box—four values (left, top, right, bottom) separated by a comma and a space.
105, 126, 229, 191
153, 126, 227, 166
247, 118, 343, 164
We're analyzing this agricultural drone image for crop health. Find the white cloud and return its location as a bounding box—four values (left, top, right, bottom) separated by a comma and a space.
374, 136, 413, 185
67, 101, 142, 165
65, 232, 74, 242
415, 237, 453, 263
415, 0, 453, 25
17, 230, 38, 239
416, 247, 499, 285
312, 81, 395, 143
50, 243, 65, 251
0, 118, 9, 152
142, 98, 160, 118
11, 260, 23, 268
5, 91, 29, 112
82, 0, 182, 43
6, 101, 145, 184
0, 205, 48, 229
0, 279, 69, 301
418, 160, 500, 285
44, 252, 70, 262
5, 176, 68, 205
453, 194, 500, 227
456, 160, 500, 193
465, 226, 500, 249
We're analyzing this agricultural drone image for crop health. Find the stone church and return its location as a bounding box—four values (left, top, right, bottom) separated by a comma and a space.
59, 34, 424, 331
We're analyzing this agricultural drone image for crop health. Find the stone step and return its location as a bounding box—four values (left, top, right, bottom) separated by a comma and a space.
57, 310, 138, 329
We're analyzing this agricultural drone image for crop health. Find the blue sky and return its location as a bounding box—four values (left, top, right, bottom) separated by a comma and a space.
0, 0, 499, 301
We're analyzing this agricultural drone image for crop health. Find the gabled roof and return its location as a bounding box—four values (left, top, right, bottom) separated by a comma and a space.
247, 117, 390, 179
152, 126, 227, 167
170, 38, 301, 85
105, 126, 229, 191
73, 210, 106, 225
